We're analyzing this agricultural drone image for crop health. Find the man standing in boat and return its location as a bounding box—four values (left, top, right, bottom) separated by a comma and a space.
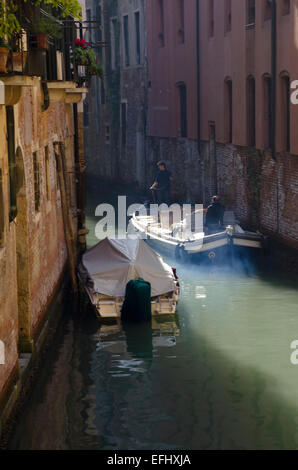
150, 161, 173, 205
205, 195, 225, 233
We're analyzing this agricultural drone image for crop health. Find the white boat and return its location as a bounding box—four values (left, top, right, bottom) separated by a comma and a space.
78, 237, 180, 319
128, 209, 265, 261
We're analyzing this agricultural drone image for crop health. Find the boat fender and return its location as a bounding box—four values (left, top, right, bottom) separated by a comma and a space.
121, 278, 152, 323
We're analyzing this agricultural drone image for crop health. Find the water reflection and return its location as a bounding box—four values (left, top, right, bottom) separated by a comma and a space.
6, 179, 298, 450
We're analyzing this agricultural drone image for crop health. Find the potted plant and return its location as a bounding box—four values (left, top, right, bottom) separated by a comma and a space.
0, 1, 82, 41
74, 39, 90, 65
9, 35, 28, 73
29, 16, 63, 49
74, 39, 104, 79
0, 38, 11, 73
88, 56, 104, 79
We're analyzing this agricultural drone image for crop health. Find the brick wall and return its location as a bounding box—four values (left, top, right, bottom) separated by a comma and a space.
146, 134, 298, 255
0, 106, 19, 397
0, 80, 77, 398
146, 136, 202, 202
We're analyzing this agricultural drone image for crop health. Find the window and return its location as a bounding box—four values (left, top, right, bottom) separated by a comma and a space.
263, 76, 273, 149
96, 81, 101, 135
45, 146, 51, 201
6, 106, 17, 222
83, 101, 89, 127
281, 75, 290, 152
225, 79, 233, 143
105, 125, 110, 144
178, 83, 187, 138
282, 0, 290, 16
264, 0, 272, 21
86, 9, 91, 43
177, 0, 185, 43
135, 12, 141, 64
110, 18, 117, 70
247, 0, 256, 26
224, 0, 232, 33
33, 151, 40, 212
101, 81, 106, 105
247, 76, 256, 147
96, 5, 102, 43
158, 0, 165, 47
209, 0, 214, 38
121, 102, 127, 148
0, 168, 5, 248
123, 15, 130, 67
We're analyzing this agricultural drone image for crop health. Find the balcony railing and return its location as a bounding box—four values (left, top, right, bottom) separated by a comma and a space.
0, 7, 106, 86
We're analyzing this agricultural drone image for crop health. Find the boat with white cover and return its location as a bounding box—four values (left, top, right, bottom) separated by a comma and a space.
78, 238, 180, 319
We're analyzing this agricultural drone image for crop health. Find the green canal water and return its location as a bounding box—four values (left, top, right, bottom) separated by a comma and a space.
7, 179, 298, 450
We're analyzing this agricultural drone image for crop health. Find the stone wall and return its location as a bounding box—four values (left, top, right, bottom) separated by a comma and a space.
146, 136, 202, 203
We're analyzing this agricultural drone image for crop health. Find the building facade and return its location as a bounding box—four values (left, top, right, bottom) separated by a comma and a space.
0, 7, 87, 434
84, 0, 147, 186
146, 0, 298, 253
82, 0, 298, 255
146, 0, 199, 200
198, 0, 298, 250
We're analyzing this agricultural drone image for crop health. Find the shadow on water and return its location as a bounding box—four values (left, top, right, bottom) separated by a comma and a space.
7, 294, 298, 450
6, 177, 298, 450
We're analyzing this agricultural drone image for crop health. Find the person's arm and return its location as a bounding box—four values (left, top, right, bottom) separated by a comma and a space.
150, 174, 159, 190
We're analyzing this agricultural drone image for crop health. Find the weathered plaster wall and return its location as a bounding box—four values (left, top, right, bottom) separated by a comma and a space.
0, 80, 77, 400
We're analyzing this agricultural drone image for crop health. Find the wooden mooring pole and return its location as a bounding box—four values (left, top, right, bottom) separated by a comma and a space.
54, 142, 78, 305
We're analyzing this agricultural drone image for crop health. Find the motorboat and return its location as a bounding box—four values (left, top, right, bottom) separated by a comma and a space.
128, 208, 265, 262
78, 237, 180, 319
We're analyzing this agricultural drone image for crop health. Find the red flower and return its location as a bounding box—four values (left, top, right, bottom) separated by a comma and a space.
75, 38, 80, 45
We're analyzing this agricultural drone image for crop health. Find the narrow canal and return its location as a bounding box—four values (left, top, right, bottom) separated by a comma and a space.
7, 178, 298, 450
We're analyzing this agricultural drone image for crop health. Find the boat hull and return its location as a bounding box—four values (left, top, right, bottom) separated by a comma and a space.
129, 213, 266, 266
80, 283, 179, 320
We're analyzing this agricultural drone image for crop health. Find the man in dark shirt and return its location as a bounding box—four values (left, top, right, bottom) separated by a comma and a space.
205, 195, 225, 233
150, 161, 172, 204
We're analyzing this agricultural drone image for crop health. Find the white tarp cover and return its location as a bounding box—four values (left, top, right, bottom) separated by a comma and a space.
81, 238, 176, 297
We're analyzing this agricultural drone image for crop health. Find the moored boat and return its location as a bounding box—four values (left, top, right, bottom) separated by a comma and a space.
78, 237, 180, 319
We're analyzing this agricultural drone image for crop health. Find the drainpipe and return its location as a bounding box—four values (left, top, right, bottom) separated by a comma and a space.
73, 102, 85, 232
196, 0, 201, 151
270, 0, 277, 161
270, 0, 280, 233
0, 81, 4, 105
196, 0, 205, 204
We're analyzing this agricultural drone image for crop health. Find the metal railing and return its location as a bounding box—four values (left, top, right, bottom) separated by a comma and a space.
1, 9, 106, 84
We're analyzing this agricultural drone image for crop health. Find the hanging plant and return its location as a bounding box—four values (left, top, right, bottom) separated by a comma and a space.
0, 38, 10, 73
0, 0, 82, 41
74, 39, 103, 79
